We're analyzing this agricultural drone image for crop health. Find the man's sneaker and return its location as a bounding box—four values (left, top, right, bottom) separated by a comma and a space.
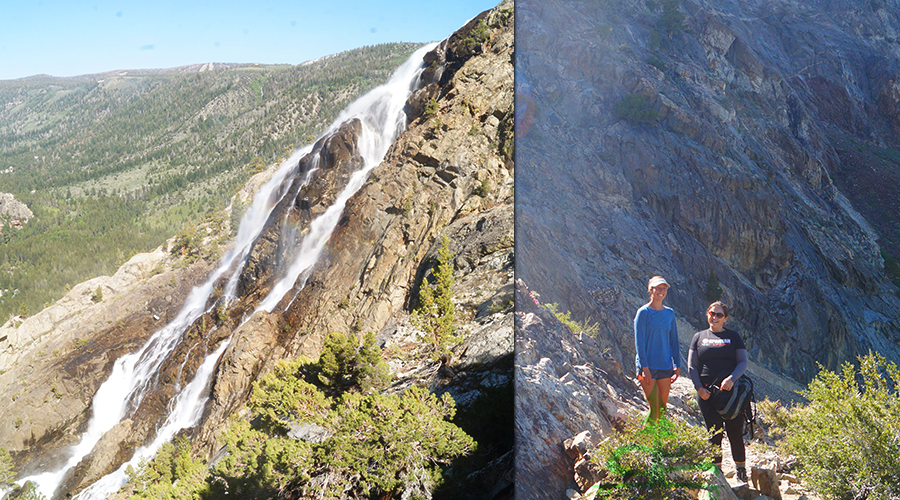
736, 466, 748, 483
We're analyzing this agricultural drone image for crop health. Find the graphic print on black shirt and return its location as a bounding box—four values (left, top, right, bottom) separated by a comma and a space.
690, 328, 746, 386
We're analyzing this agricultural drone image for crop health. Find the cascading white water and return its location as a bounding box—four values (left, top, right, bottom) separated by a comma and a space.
258, 47, 431, 312
72, 341, 229, 500
18, 143, 306, 500
18, 42, 436, 500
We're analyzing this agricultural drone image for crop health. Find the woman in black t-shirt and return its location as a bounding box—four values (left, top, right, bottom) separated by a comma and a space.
688, 301, 749, 483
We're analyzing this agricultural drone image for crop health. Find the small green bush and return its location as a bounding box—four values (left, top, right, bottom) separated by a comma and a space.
756, 397, 791, 440
464, 19, 491, 51
658, 0, 685, 37
317, 331, 390, 395
589, 414, 716, 499
784, 352, 900, 500
124, 437, 211, 499
424, 97, 439, 119
542, 302, 600, 338
473, 178, 491, 197
647, 55, 668, 73
170, 224, 198, 257
881, 249, 900, 289
705, 271, 722, 302
613, 94, 658, 125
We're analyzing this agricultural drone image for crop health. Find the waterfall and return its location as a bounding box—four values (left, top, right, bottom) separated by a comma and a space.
19, 42, 436, 500
259, 46, 428, 312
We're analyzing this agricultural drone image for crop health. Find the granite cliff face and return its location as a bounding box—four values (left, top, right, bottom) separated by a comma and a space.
516, 0, 900, 384
0, 2, 513, 497
515, 0, 900, 497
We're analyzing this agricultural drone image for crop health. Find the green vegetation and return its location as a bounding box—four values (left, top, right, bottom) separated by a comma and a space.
0, 43, 420, 323
412, 237, 460, 354
316, 331, 391, 396
705, 271, 722, 302
756, 396, 791, 440
542, 302, 600, 338
613, 94, 658, 126
1, 447, 47, 499
0, 195, 165, 320
595, 23, 614, 38
424, 97, 440, 118
125, 437, 209, 499
881, 249, 900, 291
464, 19, 491, 51
473, 178, 491, 197
0, 447, 14, 486
647, 55, 668, 73
169, 223, 200, 260
589, 415, 715, 499
647, 0, 685, 49
91, 285, 103, 303
120, 336, 475, 500
657, 0, 685, 37
781, 352, 900, 500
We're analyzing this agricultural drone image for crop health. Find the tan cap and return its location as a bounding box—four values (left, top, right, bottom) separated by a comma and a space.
648, 276, 669, 289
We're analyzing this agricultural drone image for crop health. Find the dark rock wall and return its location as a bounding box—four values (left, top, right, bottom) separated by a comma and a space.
516, 0, 900, 383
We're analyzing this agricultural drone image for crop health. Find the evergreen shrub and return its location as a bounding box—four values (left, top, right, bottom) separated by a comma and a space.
0, 447, 14, 486
316, 331, 390, 395
125, 437, 210, 500
784, 352, 900, 500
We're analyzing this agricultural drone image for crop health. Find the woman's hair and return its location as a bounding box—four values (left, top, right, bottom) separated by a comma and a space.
707, 301, 730, 317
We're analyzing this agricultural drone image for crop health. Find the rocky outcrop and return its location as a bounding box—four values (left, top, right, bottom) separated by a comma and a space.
0, 242, 214, 472
0, 192, 32, 222
515, 280, 646, 499
516, 0, 900, 387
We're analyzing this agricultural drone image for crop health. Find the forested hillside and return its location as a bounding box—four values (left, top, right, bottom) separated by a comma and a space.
0, 43, 420, 322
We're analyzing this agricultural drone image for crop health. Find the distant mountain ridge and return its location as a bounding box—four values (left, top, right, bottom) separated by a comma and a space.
0, 42, 421, 323
4, 62, 261, 83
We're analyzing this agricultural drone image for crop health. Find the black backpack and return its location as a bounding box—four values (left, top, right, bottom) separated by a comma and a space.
709, 374, 756, 438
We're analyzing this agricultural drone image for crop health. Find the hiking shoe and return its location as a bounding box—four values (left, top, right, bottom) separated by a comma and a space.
736, 466, 748, 483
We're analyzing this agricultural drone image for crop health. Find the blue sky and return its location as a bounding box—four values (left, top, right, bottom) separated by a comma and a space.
0, 0, 500, 80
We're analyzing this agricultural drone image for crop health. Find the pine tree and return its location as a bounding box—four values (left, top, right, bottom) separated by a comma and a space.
413, 236, 459, 354
318, 331, 389, 395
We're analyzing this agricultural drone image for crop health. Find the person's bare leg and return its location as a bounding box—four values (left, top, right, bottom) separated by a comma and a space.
656, 377, 672, 420
640, 375, 659, 422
